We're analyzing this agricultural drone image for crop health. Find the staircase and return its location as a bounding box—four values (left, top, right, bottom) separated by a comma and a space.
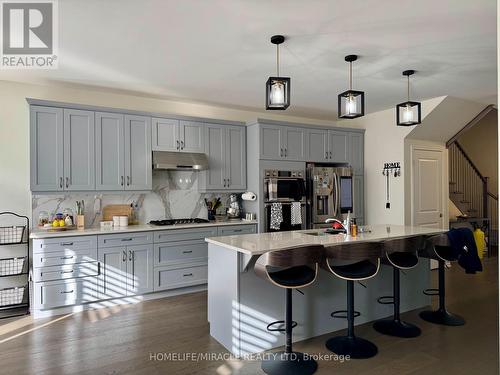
448, 141, 498, 245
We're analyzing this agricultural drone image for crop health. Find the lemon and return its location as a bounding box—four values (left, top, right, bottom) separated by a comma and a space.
52, 221, 58, 227
59, 220, 65, 227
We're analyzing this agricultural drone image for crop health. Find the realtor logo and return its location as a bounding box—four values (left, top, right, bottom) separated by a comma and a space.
1, 0, 58, 68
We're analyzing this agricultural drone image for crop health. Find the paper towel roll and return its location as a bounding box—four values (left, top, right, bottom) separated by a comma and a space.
241, 192, 256, 201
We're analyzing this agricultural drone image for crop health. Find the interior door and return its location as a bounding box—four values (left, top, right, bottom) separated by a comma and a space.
95, 112, 125, 190
124, 115, 152, 190
127, 244, 154, 295
98, 247, 127, 299
63, 109, 95, 190
412, 148, 444, 228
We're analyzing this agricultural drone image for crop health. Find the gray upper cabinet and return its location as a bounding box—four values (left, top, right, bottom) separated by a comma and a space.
306, 129, 329, 162
124, 115, 152, 190
201, 124, 246, 191
349, 132, 364, 175
152, 118, 179, 151
225, 126, 246, 190
30, 106, 64, 191
179, 120, 204, 153
63, 109, 95, 191
152, 117, 203, 153
329, 130, 349, 162
259, 124, 306, 161
95, 112, 125, 190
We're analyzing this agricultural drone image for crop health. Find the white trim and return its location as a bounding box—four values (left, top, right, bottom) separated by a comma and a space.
326, 258, 380, 281
386, 251, 419, 270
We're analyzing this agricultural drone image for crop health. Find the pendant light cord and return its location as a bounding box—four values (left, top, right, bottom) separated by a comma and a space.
407, 75, 410, 101
349, 61, 352, 90
276, 44, 280, 76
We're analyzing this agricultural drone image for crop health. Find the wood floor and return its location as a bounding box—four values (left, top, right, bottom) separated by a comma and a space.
0, 257, 498, 375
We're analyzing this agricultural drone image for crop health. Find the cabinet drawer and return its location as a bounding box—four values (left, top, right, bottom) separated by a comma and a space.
155, 240, 207, 266
33, 236, 97, 254
98, 232, 153, 248
33, 262, 99, 282
154, 227, 217, 243
154, 265, 207, 292
217, 225, 256, 236
34, 278, 97, 309
33, 247, 97, 268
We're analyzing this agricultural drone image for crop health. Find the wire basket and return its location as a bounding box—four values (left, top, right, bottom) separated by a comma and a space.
0, 285, 26, 307
0, 226, 25, 244
0, 257, 26, 276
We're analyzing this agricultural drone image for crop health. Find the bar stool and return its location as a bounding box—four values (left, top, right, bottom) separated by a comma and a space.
418, 233, 465, 326
322, 242, 382, 359
255, 245, 324, 375
373, 236, 425, 338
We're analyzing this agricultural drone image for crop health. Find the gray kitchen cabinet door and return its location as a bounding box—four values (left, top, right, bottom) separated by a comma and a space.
95, 112, 125, 190
98, 246, 127, 299
353, 175, 364, 223
329, 130, 349, 162
349, 132, 364, 175
63, 109, 95, 191
283, 127, 306, 161
179, 120, 204, 153
225, 126, 246, 190
127, 244, 154, 295
203, 124, 226, 190
307, 129, 329, 162
152, 117, 179, 151
30, 105, 64, 191
124, 115, 152, 190
260, 125, 283, 160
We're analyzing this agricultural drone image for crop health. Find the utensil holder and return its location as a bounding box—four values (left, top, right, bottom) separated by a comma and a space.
76, 215, 85, 229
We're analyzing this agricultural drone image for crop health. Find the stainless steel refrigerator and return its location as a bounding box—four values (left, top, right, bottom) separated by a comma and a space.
306, 163, 353, 229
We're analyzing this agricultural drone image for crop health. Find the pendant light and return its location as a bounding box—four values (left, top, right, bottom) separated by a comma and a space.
338, 55, 365, 119
396, 70, 421, 126
266, 35, 290, 110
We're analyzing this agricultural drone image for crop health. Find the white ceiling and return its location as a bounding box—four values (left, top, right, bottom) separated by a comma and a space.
2, 0, 497, 120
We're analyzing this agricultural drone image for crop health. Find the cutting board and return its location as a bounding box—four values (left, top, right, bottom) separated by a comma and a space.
102, 204, 132, 221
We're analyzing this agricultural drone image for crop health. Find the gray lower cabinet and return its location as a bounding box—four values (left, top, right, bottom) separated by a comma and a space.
30, 106, 95, 191
125, 244, 154, 295
152, 117, 204, 153
217, 225, 256, 236
201, 125, 246, 191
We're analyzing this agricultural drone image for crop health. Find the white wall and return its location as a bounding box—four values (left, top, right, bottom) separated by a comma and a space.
0, 80, 343, 219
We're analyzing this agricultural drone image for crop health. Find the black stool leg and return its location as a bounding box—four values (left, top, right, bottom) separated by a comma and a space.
325, 281, 378, 359
262, 289, 318, 375
419, 260, 465, 326
373, 267, 421, 338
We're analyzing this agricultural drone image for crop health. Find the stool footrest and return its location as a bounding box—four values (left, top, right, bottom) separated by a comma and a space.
331, 310, 361, 319
423, 288, 439, 296
377, 296, 395, 305
266, 320, 297, 332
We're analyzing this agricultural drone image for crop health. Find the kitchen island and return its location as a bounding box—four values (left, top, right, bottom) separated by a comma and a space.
205, 225, 446, 356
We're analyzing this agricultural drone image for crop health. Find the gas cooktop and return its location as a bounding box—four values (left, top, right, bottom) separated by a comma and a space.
149, 218, 210, 226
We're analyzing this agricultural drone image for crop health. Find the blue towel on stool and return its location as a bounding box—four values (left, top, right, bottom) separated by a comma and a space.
447, 228, 482, 274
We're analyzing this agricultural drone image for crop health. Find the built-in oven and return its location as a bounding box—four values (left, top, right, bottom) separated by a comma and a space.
263, 169, 306, 232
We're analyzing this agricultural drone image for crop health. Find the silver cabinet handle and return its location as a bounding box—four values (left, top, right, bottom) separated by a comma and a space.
121, 238, 133, 242
227, 178, 230, 187
59, 177, 63, 188
280, 148, 283, 157
122, 250, 127, 262
181, 140, 184, 150
183, 273, 193, 277
127, 176, 130, 186
182, 250, 193, 254
325, 151, 328, 159
65, 177, 69, 188
223, 179, 226, 188
284, 148, 287, 157
61, 290, 74, 294
61, 242, 73, 246
129, 250, 133, 261
121, 176, 124, 186
60, 255, 74, 260
61, 270, 74, 274
330, 151, 332, 159
176, 140, 180, 150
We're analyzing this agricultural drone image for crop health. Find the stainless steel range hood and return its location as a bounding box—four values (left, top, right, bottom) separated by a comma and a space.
152, 151, 209, 171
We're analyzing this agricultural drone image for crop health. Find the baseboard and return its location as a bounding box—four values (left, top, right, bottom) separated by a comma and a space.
31, 284, 207, 319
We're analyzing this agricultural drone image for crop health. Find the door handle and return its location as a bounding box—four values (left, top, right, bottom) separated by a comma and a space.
121, 238, 133, 242
330, 151, 332, 159
280, 148, 283, 157
122, 250, 127, 262
60, 290, 74, 294
65, 177, 69, 188
127, 176, 130, 186
183, 273, 193, 277
129, 250, 133, 261
59, 177, 63, 188
227, 178, 230, 187
284, 148, 287, 157
181, 140, 184, 150
325, 151, 328, 159
182, 250, 193, 254
61, 270, 74, 274
60, 242, 73, 246
121, 176, 124, 186
176, 140, 180, 150
223, 179, 226, 188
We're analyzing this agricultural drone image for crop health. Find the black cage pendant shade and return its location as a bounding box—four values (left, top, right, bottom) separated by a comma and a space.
338, 55, 365, 119
396, 70, 421, 126
266, 35, 290, 110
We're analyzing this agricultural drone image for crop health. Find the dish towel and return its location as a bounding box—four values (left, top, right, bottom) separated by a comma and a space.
268, 179, 278, 201
290, 202, 302, 225
270, 203, 283, 230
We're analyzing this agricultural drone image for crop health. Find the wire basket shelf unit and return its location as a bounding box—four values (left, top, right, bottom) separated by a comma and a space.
0, 212, 30, 318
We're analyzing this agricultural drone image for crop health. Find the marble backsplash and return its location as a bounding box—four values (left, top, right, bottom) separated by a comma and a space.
32, 170, 233, 228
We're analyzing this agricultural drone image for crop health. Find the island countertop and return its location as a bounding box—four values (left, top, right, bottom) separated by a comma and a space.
205, 224, 446, 255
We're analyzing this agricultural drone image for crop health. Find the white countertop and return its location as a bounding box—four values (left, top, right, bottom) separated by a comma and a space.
30, 220, 257, 239
205, 225, 446, 255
